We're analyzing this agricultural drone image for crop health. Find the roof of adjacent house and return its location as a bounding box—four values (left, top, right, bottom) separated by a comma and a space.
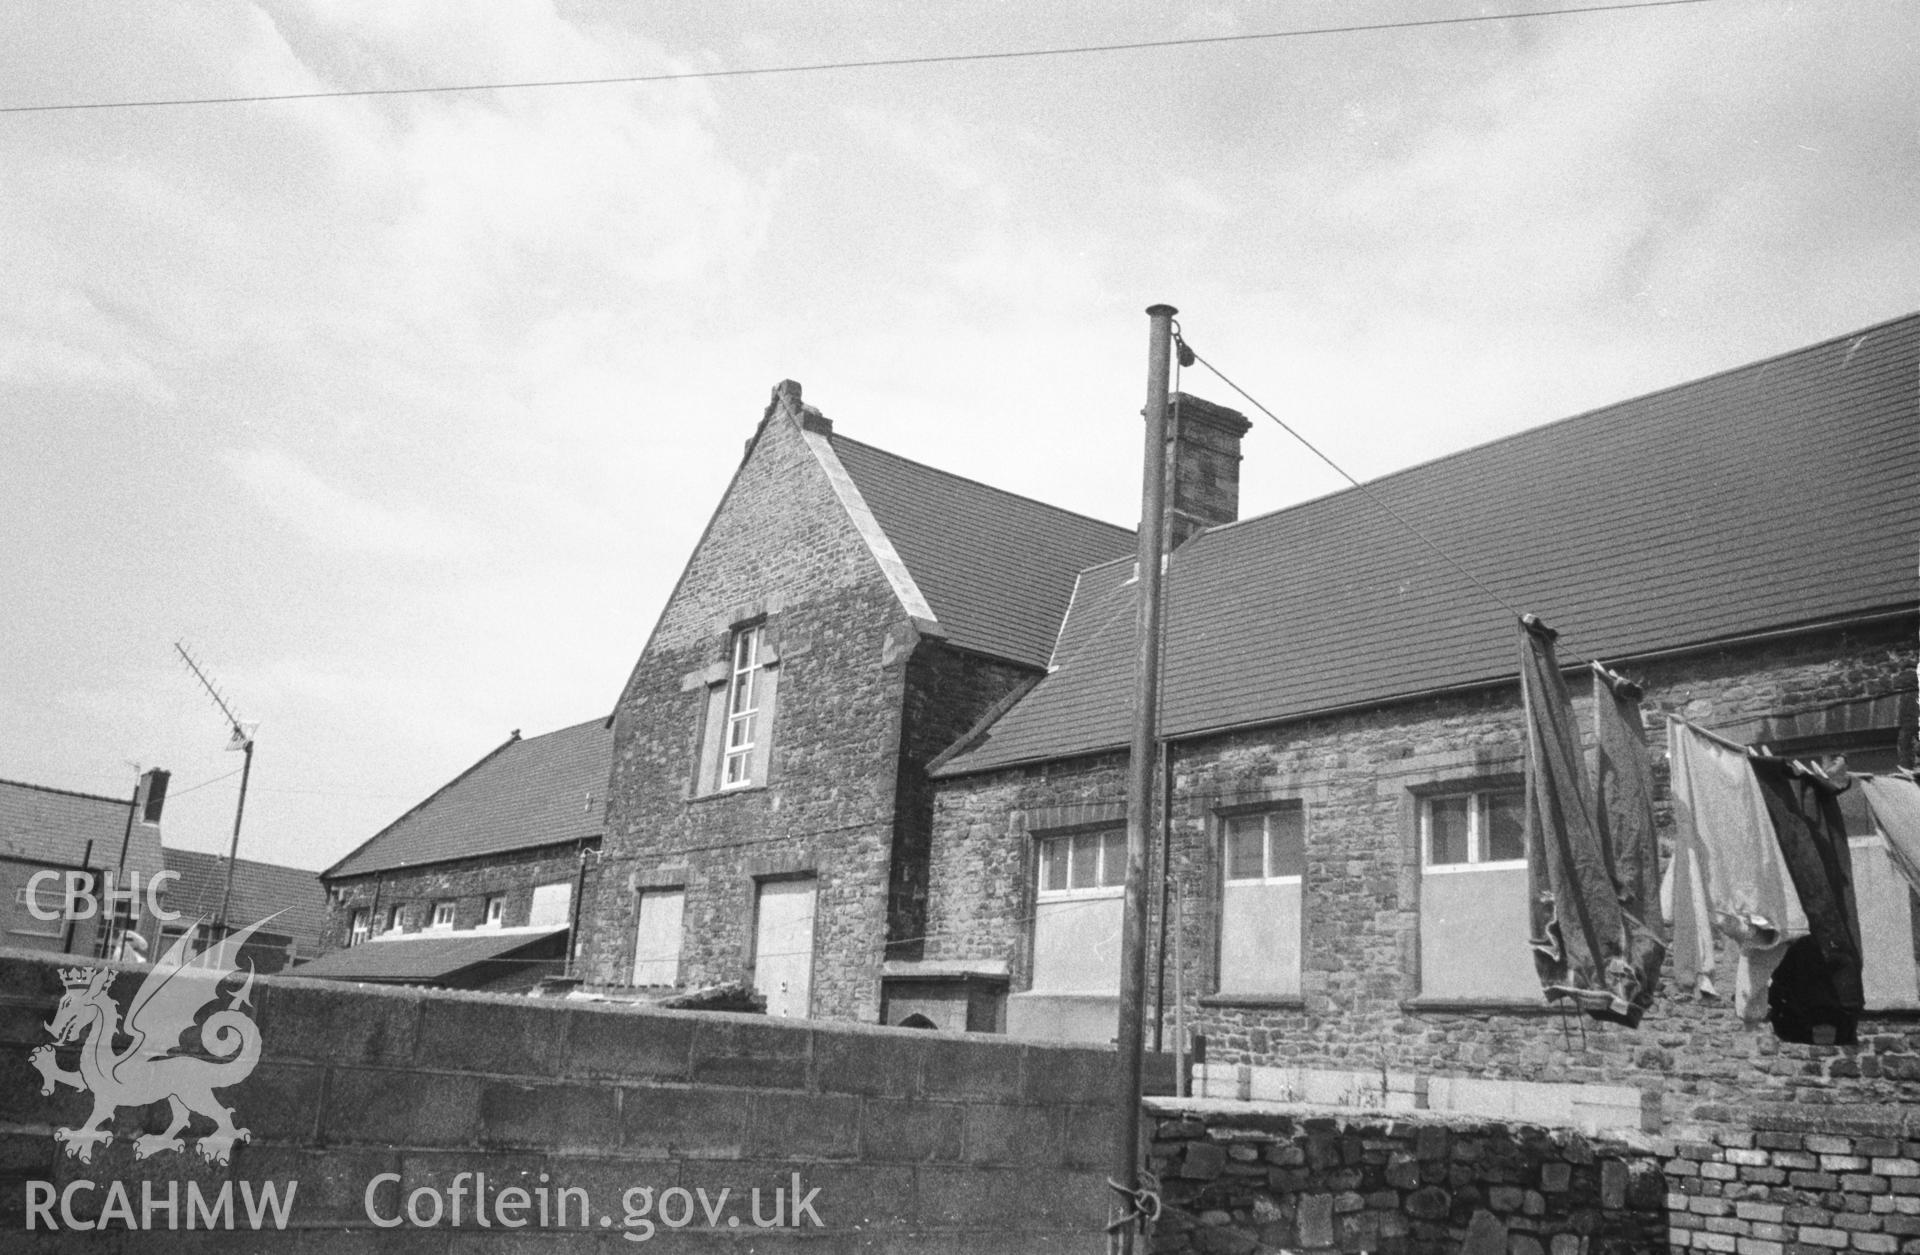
289, 925, 566, 983
324, 717, 612, 879
0, 777, 166, 884
936, 313, 1920, 776
161, 848, 329, 953
831, 435, 1136, 669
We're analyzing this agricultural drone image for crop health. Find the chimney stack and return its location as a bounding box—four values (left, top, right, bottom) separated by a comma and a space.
1166, 392, 1252, 547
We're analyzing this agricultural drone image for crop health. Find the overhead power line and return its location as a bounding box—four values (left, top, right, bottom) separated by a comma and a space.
2, 0, 1717, 116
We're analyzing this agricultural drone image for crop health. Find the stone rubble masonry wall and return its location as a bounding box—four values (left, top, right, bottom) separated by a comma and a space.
583, 409, 1038, 1023
927, 621, 1918, 1126
1146, 1104, 1669, 1254
0, 948, 1116, 1250
322, 844, 600, 953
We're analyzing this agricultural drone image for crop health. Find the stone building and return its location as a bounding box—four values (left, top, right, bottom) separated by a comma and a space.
309, 716, 610, 991
921, 313, 1920, 1129
573, 381, 1142, 1023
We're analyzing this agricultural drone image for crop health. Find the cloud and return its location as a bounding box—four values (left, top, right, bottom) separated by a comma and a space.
223, 447, 466, 558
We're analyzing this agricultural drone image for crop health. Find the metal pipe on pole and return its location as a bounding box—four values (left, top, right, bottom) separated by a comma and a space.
1109, 303, 1177, 1252
215, 737, 254, 937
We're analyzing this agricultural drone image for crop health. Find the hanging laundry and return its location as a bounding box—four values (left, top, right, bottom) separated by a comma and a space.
1750, 756, 1863, 1045
1659, 718, 1807, 1021
1518, 616, 1661, 1026
1859, 773, 1920, 893
1590, 662, 1667, 1021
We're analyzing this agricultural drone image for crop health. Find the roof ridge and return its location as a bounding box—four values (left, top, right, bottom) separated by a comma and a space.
164, 847, 326, 875
828, 433, 1133, 539
519, 714, 615, 743
1211, 310, 1920, 537
0, 776, 131, 806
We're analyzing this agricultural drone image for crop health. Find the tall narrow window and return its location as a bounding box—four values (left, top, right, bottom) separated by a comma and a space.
348, 909, 370, 946
723, 625, 763, 788
698, 622, 779, 794
1418, 787, 1535, 1000
1218, 805, 1305, 997
483, 895, 504, 928
632, 887, 686, 987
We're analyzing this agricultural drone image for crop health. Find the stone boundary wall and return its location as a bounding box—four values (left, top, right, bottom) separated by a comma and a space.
1146, 1101, 1668, 1254
0, 948, 1115, 1250
1148, 1100, 1920, 1254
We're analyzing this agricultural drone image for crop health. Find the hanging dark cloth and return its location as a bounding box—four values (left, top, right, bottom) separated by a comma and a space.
1589, 664, 1668, 1022
1749, 756, 1864, 1045
1519, 616, 1663, 1026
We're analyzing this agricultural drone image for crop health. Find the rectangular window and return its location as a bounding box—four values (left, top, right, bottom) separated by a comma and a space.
383, 904, 404, 933
348, 909, 370, 946
1219, 806, 1305, 996
1037, 830, 1126, 895
632, 887, 686, 987
430, 901, 455, 929
723, 625, 763, 788
10, 885, 63, 937
529, 881, 573, 928
1418, 786, 1536, 1001
1423, 791, 1525, 867
484, 895, 504, 928
1031, 830, 1125, 993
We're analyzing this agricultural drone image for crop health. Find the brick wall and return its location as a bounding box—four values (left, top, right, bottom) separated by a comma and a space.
322, 843, 598, 952
0, 947, 1115, 1249
927, 621, 1919, 1124
1667, 1107, 1920, 1254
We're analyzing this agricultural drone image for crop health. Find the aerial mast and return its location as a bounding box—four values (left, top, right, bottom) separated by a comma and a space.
174, 642, 257, 937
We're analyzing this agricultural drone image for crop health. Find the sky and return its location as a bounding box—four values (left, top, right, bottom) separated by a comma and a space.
2, 0, 1916, 873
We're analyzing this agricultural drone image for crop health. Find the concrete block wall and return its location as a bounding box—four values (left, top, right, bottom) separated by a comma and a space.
0, 948, 1117, 1249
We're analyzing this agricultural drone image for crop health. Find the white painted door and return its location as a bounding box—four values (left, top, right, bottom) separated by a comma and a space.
631, 888, 685, 987
752, 878, 816, 1018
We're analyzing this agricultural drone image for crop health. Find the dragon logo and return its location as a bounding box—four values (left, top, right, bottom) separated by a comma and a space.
29, 916, 271, 1166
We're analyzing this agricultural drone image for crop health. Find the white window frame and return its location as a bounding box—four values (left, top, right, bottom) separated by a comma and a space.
382, 904, 404, 933
348, 909, 370, 946
1036, 830, 1127, 899
484, 895, 504, 928
1222, 807, 1305, 887
429, 900, 456, 929
1420, 789, 1526, 874
721, 625, 763, 789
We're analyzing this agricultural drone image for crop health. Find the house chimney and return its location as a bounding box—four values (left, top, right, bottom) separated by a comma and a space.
1166, 392, 1252, 547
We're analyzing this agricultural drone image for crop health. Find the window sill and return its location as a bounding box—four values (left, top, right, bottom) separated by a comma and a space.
1401, 997, 1564, 1017
1199, 993, 1305, 1010
688, 783, 769, 804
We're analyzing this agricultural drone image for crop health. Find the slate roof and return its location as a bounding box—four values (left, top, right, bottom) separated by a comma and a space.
0, 778, 166, 884
831, 435, 1136, 669
936, 313, 1920, 776
325, 717, 612, 879
161, 848, 328, 954
289, 925, 565, 983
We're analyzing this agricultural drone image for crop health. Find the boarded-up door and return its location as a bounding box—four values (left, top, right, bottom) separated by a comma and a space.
753, 878, 816, 1018
631, 888, 685, 987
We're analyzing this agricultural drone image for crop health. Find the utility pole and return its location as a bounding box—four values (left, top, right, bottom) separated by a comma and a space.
175, 642, 257, 938
1110, 303, 1176, 1253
